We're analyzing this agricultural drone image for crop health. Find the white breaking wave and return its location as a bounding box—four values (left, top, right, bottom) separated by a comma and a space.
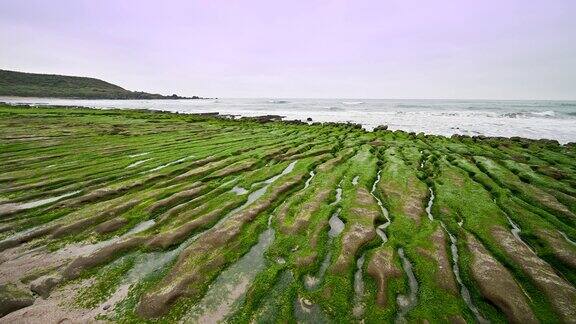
2, 97, 575, 143
531, 110, 555, 117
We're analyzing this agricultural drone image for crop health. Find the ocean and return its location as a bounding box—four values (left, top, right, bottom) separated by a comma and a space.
2, 97, 575, 143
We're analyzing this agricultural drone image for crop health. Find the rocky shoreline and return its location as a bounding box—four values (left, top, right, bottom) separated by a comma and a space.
0, 104, 575, 322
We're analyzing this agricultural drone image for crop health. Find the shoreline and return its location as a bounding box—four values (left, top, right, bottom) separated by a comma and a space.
2, 96, 575, 143
0, 95, 214, 100
2, 101, 574, 147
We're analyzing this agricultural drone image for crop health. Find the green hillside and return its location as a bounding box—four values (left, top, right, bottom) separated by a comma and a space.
0, 69, 195, 99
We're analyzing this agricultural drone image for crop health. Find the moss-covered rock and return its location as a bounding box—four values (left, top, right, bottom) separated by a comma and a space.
0, 284, 34, 317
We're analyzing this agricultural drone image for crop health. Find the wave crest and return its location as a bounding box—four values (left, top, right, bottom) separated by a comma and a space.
341, 101, 364, 105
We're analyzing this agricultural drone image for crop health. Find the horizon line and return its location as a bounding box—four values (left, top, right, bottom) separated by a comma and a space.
3, 68, 575, 102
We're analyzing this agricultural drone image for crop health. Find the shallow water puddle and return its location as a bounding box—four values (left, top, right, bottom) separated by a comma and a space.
425, 188, 434, 221
305, 208, 345, 290
126, 158, 152, 169
100, 253, 178, 312
504, 215, 536, 254
558, 231, 576, 246
328, 209, 345, 237
419, 151, 425, 169
352, 253, 366, 319
23, 191, 82, 209
395, 248, 418, 324
293, 296, 329, 324
496, 199, 535, 253
304, 171, 315, 189
182, 228, 275, 323
128, 152, 150, 158
303, 251, 333, 289
440, 222, 487, 323
181, 174, 300, 322
230, 186, 248, 195
5, 223, 155, 286
60, 219, 157, 261
330, 181, 343, 206
101, 233, 200, 311
102, 163, 297, 314
427, 191, 486, 321
263, 160, 298, 184
371, 170, 391, 243
125, 220, 155, 235
39, 221, 159, 313
216, 161, 298, 228
143, 156, 193, 173
0, 190, 81, 216
506, 216, 522, 242
250, 270, 293, 321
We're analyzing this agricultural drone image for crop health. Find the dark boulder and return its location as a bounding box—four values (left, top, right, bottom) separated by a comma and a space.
0, 284, 34, 317
30, 275, 61, 298
374, 125, 388, 132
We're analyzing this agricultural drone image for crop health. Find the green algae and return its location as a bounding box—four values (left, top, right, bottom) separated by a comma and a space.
0, 104, 575, 323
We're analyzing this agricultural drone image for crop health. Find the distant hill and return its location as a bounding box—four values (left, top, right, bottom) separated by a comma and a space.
0, 69, 200, 99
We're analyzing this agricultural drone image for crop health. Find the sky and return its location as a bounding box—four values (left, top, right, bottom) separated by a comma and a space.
1, 0, 575, 99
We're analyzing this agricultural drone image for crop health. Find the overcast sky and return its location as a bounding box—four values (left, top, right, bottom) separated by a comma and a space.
1, 0, 575, 99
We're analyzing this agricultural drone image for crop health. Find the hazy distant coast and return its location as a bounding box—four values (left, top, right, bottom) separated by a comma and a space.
0, 69, 206, 100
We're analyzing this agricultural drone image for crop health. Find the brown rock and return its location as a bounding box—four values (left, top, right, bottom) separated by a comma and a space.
368, 139, 385, 147
492, 226, 576, 322
30, 275, 61, 298
51, 198, 140, 238
331, 223, 376, 274
466, 233, 537, 323
449, 315, 466, 324
417, 227, 458, 294
137, 255, 226, 318
62, 237, 145, 280
94, 218, 128, 234
280, 189, 331, 235
174, 156, 229, 181
146, 204, 233, 250
536, 229, 576, 270
206, 159, 258, 178
0, 225, 56, 252
366, 247, 402, 308
379, 176, 426, 225
146, 184, 204, 214
294, 252, 318, 268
